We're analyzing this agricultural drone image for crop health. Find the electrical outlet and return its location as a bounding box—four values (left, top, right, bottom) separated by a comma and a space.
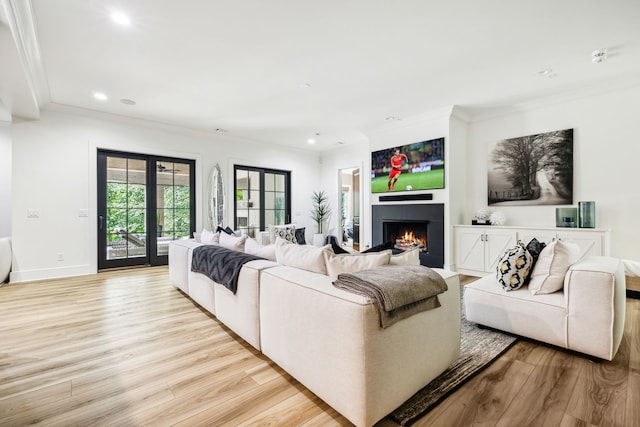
56, 252, 64, 261
27, 208, 40, 218
78, 209, 89, 217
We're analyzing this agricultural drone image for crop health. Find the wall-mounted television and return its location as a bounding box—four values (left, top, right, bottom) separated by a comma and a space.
371, 137, 445, 193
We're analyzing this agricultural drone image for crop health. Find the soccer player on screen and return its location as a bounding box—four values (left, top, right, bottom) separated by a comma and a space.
387, 148, 408, 191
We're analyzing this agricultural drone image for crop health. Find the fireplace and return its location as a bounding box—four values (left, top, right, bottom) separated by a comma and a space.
372, 204, 444, 267
383, 220, 428, 252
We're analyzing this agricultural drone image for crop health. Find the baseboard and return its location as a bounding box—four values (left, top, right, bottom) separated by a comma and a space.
9, 264, 94, 283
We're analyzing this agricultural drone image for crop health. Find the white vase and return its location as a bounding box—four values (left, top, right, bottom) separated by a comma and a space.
312, 233, 325, 247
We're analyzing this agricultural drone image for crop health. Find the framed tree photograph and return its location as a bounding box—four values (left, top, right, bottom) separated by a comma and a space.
488, 128, 573, 206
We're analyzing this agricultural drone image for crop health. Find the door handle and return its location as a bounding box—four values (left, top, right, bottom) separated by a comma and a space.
99, 215, 104, 230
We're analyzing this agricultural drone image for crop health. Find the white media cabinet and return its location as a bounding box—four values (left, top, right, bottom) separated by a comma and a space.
453, 225, 610, 277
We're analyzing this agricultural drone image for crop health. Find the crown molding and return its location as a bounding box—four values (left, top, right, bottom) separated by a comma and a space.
468, 76, 640, 123
1, 0, 50, 109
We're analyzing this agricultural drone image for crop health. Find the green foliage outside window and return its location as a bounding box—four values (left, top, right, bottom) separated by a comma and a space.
107, 183, 146, 241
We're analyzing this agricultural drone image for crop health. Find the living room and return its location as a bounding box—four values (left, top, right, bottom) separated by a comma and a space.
1, 1, 639, 425
4, 81, 639, 282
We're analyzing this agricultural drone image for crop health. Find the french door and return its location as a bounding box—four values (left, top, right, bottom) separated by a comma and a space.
97, 150, 195, 269
234, 165, 291, 238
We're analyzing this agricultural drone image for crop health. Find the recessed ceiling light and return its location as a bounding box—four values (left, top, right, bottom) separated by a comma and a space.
120, 98, 136, 105
307, 138, 316, 144
111, 11, 131, 26
385, 116, 401, 121
93, 92, 108, 101
537, 68, 557, 79
592, 48, 608, 63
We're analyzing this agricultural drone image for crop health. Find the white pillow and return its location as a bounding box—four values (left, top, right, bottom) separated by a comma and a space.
275, 237, 330, 275
529, 239, 581, 295
323, 250, 392, 278
244, 237, 276, 261
389, 248, 421, 265
201, 229, 220, 245
219, 232, 247, 252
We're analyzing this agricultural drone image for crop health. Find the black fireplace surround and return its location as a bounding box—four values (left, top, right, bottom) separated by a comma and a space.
372, 203, 444, 268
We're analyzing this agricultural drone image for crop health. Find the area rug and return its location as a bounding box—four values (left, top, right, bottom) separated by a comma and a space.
389, 290, 518, 426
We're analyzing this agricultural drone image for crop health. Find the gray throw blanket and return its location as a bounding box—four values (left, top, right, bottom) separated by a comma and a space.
333, 265, 448, 328
191, 245, 264, 294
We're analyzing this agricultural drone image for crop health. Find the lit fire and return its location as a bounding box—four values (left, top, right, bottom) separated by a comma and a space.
402, 230, 416, 241
394, 230, 426, 251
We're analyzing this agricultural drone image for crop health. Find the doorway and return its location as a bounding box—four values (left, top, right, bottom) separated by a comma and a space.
339, 167, 360, 251
97, 150, 195, 269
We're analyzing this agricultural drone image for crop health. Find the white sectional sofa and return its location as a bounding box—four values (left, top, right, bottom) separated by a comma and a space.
464, 255, 626, 361
169, 237, 461, 427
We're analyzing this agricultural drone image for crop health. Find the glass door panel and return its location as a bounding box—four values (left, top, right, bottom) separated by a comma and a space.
235, 169, 261, 237
265, 172, 286, 226
101, 155, 148, 266
155, 160, 193, 258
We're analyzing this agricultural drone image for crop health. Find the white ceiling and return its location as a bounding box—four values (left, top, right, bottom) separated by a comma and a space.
2, 0, 640, 151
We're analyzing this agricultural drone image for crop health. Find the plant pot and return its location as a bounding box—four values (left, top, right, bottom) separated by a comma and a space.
312, 233, 325, 247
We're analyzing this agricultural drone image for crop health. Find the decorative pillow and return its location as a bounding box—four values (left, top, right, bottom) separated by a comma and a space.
496, 240, 533, 291
528, 239, 580, 295
362, 241, 393, 253
275, 237, 331, 275
200, 229, 220, 245
244, 237, 276, 261
389, 248, 421, 265
323, 250, 392, 278
526, 238, 547, 271
219, 232, 247, 252
193, 231, 202, 242
268, 223, 295, 243
294, 227, 306, 245
275, 226, 297, 243
216, 226, 235, 235
330, 242, 350, 254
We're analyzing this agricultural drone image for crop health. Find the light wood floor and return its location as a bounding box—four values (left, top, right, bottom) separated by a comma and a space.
0, 267, 638, 427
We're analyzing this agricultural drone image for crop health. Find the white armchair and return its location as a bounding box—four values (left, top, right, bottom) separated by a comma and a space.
464, 256, 626, 360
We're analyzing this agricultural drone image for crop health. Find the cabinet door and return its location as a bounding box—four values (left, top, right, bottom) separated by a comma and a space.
484, 229, 517, 272
455, 228, 486, 272
556, 231, 603, 258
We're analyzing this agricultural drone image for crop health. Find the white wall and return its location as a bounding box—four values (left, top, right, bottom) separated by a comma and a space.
466, 85, 640, 261
10, 106, 321, 282
0, 121, 11, 237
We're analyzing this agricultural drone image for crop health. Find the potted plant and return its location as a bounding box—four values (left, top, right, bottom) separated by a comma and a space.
310, 190, 332, 246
